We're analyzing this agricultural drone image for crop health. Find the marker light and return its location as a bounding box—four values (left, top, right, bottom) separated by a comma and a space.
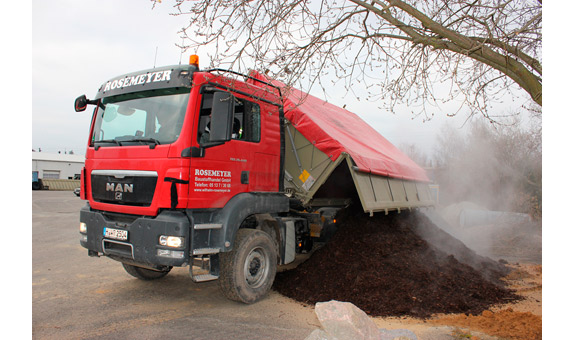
159, 235, 185, 248
189, 55, 199, 67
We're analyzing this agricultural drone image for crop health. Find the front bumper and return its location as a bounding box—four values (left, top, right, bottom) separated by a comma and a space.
79, 204, 190, 267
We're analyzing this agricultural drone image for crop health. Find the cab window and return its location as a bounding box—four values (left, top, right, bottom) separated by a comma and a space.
198, 92, 261, 144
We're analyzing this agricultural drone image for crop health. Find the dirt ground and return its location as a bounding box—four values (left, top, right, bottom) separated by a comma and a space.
367, 262, 542, 340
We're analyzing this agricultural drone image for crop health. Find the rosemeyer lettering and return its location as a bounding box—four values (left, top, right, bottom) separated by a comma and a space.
195, 169, 232, 178
103, 70, 172, 92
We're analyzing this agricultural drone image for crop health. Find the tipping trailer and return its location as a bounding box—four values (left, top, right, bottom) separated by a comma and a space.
74, 56, 433, 303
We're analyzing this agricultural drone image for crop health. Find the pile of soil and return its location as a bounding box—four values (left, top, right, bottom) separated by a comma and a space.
273, 204, 520, 318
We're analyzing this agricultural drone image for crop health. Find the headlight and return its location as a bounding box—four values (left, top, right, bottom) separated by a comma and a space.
159, 235, 184, 248
80, 222, 87, 234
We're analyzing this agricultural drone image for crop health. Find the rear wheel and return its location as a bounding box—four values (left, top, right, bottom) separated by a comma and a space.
219, 229, 277, 304
122, 263, 172, 280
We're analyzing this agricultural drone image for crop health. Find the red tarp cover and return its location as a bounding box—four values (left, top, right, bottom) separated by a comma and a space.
250, 72, 430, 183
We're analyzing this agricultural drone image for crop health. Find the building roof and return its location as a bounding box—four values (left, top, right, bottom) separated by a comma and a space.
32, 152, 86, 163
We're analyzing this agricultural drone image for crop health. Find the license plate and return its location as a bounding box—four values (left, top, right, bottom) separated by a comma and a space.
103, 227, 128, 241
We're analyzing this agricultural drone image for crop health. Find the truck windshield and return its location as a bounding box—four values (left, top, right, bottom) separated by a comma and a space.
92, 88, 190, 147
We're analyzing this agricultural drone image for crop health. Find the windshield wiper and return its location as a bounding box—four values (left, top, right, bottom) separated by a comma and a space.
94, 139, 122, 150
94, 138, 161, 150
96, 139, 122, 145
129, 138, 161, 149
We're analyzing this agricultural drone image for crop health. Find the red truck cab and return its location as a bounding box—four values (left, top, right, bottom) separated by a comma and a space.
76, 62, 293, 303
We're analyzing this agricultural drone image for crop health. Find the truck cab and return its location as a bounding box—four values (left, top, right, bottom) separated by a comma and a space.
76, 60, 297, 303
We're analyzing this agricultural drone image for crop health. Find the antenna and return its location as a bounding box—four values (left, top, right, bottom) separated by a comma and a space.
153, 46, 158, 68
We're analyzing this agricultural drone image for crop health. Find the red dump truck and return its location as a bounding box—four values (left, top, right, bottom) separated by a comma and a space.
74, 56, 433, 303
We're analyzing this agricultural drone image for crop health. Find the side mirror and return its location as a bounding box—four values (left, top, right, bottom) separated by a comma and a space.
74, 95, 88, 112
209, 92, 234, 143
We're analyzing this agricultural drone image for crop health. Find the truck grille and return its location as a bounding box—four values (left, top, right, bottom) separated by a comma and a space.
91, 170, 157, 206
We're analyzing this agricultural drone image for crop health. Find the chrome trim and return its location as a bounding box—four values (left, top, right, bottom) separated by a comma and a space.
91, 170, 158, 178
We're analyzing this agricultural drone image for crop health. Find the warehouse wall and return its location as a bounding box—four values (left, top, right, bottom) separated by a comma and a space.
32, 153, 85, 180
32, 159, 83, 180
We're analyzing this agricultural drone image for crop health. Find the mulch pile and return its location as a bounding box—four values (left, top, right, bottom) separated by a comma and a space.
273, 203, 520, 318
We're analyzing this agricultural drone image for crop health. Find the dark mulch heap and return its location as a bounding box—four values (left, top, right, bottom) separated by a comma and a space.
273, 203, 520, 318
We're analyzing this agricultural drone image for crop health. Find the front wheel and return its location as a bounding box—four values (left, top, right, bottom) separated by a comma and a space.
122, 263, 172, 280
219, 229, 277, 304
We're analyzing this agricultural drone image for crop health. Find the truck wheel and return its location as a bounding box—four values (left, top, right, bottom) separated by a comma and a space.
219, 229, 277, 304
122, 263, 171, 280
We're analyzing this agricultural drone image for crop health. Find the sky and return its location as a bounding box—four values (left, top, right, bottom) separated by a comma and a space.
31, 0, 193, 155
27, 0, 495, 159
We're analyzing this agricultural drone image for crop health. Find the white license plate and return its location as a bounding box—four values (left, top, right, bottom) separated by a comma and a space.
103, 227, 128, 241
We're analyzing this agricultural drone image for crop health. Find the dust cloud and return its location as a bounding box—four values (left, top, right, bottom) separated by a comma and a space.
419, 118, 542, 264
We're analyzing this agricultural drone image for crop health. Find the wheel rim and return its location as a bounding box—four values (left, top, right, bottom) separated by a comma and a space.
243, 246, 269, 289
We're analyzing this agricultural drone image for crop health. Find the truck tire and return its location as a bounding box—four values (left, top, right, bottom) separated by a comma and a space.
122, 263, 171, 280
218, 228, 277, 304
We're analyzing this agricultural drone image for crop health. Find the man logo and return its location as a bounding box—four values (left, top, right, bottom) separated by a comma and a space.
106, 182, 133, 200
106, 183, 134, 193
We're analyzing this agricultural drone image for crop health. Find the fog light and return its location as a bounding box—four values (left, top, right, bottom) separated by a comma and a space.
157, 249, 185, 259
80, 222, 87, 234
80, 234, 88, 243
159, 235, 184, 248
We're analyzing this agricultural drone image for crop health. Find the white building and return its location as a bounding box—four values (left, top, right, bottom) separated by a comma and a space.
32, 152, 85, 180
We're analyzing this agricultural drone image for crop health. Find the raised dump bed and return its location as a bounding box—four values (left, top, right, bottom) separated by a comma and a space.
251, 71, 434, 214
283, 124, 434, 215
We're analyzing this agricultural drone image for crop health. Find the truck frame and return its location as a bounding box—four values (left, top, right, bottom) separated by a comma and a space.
75, 57, 433, 303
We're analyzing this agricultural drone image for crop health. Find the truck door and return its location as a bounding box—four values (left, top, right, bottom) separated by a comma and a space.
189, 81, 281, 209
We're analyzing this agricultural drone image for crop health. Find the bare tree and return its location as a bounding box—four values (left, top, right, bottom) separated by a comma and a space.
156, 0, 541, 120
